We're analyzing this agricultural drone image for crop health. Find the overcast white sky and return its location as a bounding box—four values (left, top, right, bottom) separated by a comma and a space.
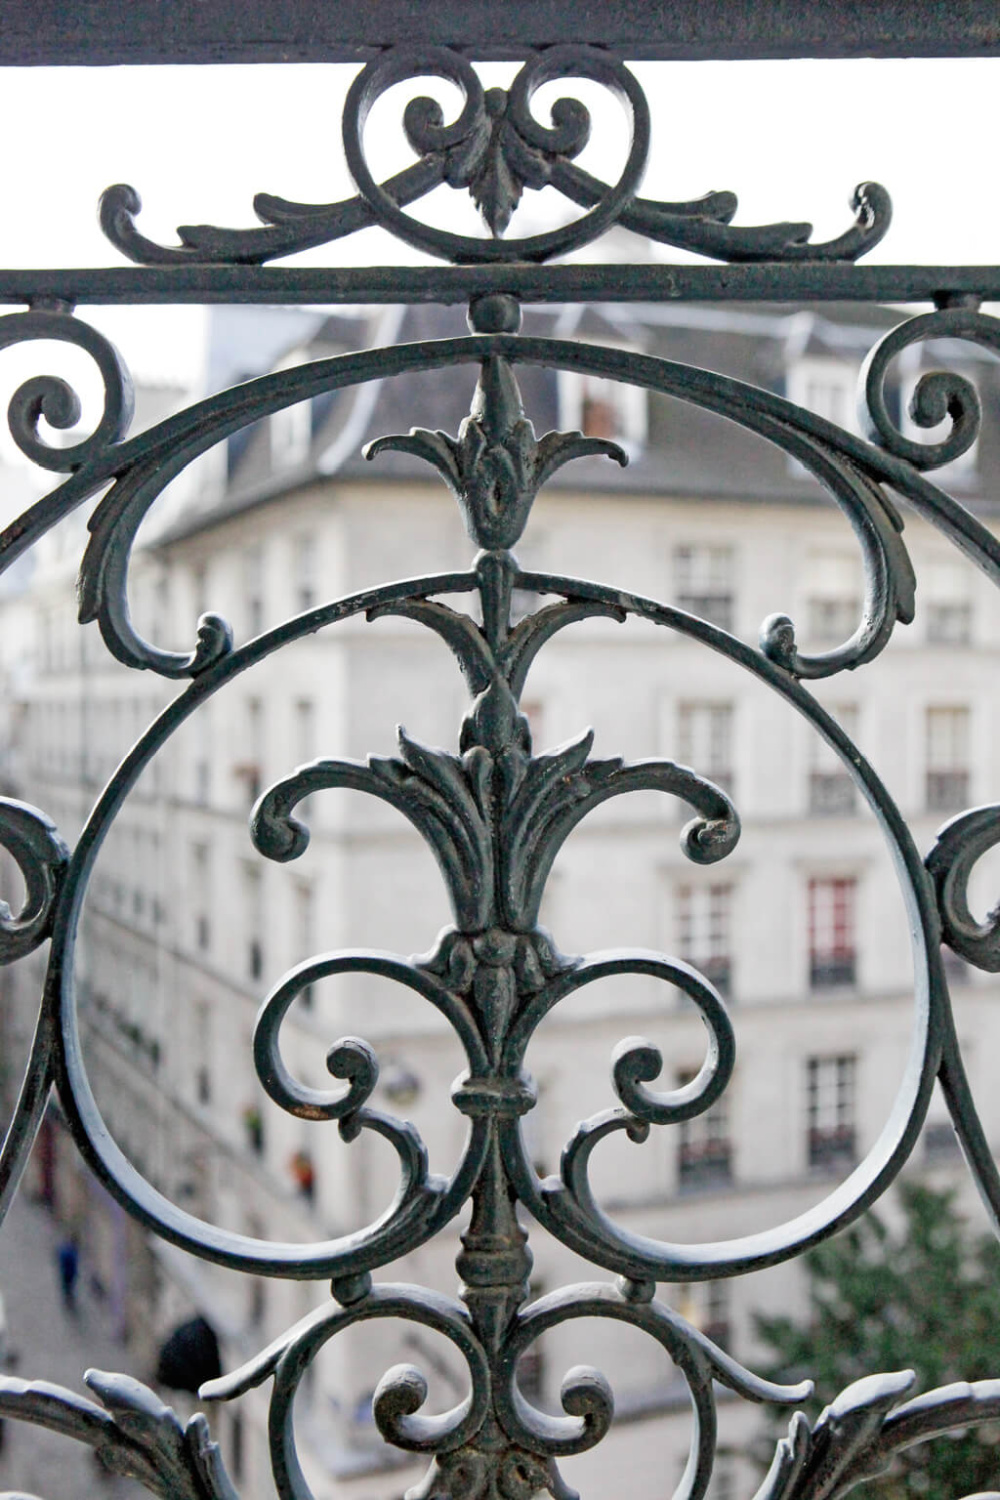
0, 56, 995, 448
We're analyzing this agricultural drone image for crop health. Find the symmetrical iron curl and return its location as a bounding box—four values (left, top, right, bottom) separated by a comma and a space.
96, 46, 891, 269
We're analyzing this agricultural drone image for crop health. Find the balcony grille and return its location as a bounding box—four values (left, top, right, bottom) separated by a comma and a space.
0, 22, 995, 1500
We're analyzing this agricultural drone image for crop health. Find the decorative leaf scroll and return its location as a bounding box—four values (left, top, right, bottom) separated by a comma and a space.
0, 1370, 238, 1500
756, 1370, 1000, 1500
926, 805, 1000, 972
0, 799, 69, 964
365, 337, 628, 551
98, 45, 891, 267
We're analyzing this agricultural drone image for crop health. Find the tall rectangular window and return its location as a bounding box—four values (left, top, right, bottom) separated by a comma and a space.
674, 545, 735, 632
808, 706, 857, 816
244, 865, 263, 982
926, 559, 972, 644
807, 1055, 856, 1169
926, 706, 970, 812
293, 534, 316, 613
677, 884, 732, 997
244, 545, 264, 636
558, 365, 647, 454
676, 1069, 732, 1191
808, 877, 856, 988
191, 844, 210, 953
233, 698, 263, 806
805, 553, 861, 646
678, 703, 734, 796
296, 883, 314, 1008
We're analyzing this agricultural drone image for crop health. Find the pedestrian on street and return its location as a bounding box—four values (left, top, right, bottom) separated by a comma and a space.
56, 1237, 79, 1311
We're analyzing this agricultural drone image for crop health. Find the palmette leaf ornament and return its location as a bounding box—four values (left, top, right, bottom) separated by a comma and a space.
0, 1371, 238, 1500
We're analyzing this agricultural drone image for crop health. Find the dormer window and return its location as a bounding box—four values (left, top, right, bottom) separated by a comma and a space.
558, 364, 646, 457
270, 399, 311, 469
787, 356, 860, 433
270, 349, 313, 469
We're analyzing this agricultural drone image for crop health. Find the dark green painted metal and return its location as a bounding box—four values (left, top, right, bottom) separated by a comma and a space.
0, 39, 998, 1500
0, 0, 998, 65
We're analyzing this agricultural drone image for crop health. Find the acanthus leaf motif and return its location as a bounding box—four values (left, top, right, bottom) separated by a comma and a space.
366, 353, 627, 551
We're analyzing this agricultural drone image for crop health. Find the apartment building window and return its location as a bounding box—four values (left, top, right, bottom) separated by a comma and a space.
678, 1279, 732, 1352
296, 883, 315, 1008
558, 365, 647, 455
807, 1054, 856, 1170
788, 356, 859, 432
676, 1071, 732, 1191
674, 544, 735, 632
234, 698, 263, 805
293, 533, 317, 613
805, 554, 860, 645
191, 844, 210, 953
677, 884, 732, 997
925, 559, 972, 644
194, 1001, 211, 1107
271, 395, 312, 468
295, 697, 316, 821
808, 877, 856, 988
295, 697, 316, 765
191, 562, 208, 619
926, 706, 970, 812
194, 703, 211, 806
808, 707, 857, 816
243, 545, 264, 636
678, 702, 734, 796
245, 866, 263, 982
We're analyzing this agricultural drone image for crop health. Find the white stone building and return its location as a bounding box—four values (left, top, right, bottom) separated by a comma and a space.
2, 299, 1000, 1500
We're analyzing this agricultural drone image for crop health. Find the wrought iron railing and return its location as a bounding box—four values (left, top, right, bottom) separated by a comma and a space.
1, 39, 1000, 1500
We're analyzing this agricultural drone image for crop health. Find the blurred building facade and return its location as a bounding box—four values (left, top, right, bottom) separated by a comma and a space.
2, 300, 1000, 1499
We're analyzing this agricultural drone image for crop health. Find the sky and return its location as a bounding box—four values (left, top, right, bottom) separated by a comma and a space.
0, 55, 996, 456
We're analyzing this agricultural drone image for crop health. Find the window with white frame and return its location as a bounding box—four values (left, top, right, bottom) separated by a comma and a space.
804, 552, 861, 646
925, 558, 972, 645
925, 705, 970, 812
676, 1069, 732, 1190
293, 533, 316, 613
234, 697, 263, 805
808, 876, 856, 988
674, 544, 735, 632
806, 1054, 856, 1169
808, 705, 857, 815
191, 843, 210, 953
295, 697, 316, 821
269, 356, 313, 469
678, 702, 734, 796
558, 364, 646, 456
676, 883, 732, 996
244, 864, 263, 982
243, 544, 264, 636
787, 355, 860, 433
675, 1279, 732, 1351
295, 882, 315, 1009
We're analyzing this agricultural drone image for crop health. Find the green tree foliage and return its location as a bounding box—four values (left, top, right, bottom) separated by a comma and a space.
754, 1181, 1000, 1497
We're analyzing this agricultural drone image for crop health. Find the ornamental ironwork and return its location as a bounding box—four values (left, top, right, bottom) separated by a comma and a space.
0, 41, 999, 1500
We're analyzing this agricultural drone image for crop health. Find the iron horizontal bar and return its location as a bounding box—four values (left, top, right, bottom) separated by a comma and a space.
3, 0, 999, 64
3, 264, 1000, 309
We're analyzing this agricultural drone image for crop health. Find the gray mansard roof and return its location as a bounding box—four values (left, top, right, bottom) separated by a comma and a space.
159, 299, 1000, 544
